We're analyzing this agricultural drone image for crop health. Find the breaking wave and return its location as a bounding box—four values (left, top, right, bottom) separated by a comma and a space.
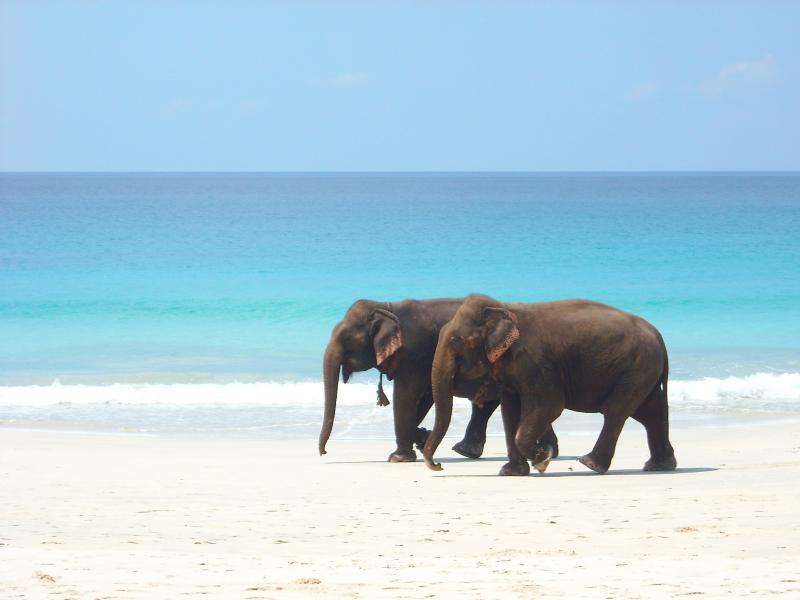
1, 373, 799, 413
669, 372, 800, 413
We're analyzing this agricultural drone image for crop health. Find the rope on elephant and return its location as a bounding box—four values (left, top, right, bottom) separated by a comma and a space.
376, 372, 390, 406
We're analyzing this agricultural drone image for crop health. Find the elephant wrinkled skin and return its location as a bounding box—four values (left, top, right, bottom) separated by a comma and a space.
423, 294, 676, 475
320, 298, 559, 463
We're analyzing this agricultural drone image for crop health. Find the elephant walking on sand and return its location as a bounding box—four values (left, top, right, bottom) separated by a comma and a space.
423, 294, 676, 475
320, 298, 559, 462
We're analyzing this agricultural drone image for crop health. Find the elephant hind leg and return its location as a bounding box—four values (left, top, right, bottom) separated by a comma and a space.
632, 383, 677, 471
413, 392, 434, 451
539, 425, 559, 459
452, 398, 499, 459
579, 416, 626, 474
580, 375, 653, 474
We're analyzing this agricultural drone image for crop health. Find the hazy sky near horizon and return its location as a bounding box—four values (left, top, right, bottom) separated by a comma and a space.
2, 1, 799, 172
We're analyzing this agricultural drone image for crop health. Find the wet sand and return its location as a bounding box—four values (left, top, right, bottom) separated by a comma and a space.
2, 419, 799, 598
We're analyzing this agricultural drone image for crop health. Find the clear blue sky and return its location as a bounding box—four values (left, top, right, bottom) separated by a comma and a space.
1, 1, 798, 171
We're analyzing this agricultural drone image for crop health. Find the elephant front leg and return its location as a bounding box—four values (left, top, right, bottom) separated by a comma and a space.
498, 395, 530, 476
452, 398, 499, 459
388, 379, 426, 463
514, 395, 564, 474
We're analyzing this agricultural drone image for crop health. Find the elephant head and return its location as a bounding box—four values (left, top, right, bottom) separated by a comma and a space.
319, 300, 404, 455
423, 295, 519, 471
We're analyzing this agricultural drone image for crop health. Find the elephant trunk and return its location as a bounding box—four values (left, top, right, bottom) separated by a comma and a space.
319, 339, 343, 455
423, 346, 456, 471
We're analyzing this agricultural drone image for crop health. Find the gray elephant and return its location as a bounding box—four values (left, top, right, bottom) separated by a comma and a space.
320, 298, 559, 462
423, 294, 676, 475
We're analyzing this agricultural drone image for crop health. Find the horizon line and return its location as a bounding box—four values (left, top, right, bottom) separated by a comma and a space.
2, 170, 799, 176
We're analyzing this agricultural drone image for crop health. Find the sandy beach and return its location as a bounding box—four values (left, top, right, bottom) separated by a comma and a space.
2, 419, 799, 599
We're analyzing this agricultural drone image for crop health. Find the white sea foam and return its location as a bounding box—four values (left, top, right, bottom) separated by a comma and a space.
1, 373, 799, 413
0, 380, 381, 408
669, 372, 800, 412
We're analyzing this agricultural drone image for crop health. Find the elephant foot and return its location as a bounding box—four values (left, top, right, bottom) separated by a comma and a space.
414, 428, 430, 451
643, 454, 677, 472
532, 444, 554, 473
388, 449, 417, 463
451, 439, 485, 459
578, 452, 609, 474
498, 459, 530, 476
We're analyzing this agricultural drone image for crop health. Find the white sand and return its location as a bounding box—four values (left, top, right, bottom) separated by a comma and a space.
2, 419, 799, 599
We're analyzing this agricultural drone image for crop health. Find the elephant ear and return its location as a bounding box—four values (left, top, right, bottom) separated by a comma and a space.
372, 308, 403, 367
483, 307, 519, 363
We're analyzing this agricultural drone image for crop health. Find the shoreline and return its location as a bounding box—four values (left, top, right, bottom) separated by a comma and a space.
2, 407, 799, 441
3, 416, 799, 598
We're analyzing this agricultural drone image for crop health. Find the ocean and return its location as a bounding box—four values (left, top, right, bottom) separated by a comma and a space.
1, 172, 799, 439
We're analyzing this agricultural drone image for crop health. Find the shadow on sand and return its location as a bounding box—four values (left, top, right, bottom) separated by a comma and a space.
327, 456, 513, 465
326, 454, 717, 476
435, 466, 718, 478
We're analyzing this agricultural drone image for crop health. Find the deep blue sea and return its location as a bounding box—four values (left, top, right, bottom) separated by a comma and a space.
1, 173, 799, 437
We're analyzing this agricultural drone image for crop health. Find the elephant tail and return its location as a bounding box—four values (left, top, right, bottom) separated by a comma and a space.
657, 335, 669, 406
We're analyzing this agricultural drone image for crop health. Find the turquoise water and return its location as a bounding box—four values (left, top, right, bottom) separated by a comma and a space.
1, 173, 799, 436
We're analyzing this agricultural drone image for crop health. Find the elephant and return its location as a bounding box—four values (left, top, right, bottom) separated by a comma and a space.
422, 294, 676, 476
319, 298, 559, 462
